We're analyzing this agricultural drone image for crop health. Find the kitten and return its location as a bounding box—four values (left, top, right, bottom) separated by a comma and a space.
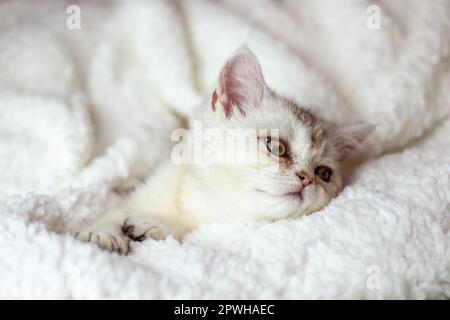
75, 48, 374, 254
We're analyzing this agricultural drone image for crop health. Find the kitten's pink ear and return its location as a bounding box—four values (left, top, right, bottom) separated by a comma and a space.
212, 47, 266, 118
333, 123, 375, 160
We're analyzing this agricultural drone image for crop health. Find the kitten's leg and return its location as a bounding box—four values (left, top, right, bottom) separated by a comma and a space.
75, 208, 130, 254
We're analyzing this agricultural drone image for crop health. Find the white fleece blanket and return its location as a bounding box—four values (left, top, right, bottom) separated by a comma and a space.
1, 0, 449, 299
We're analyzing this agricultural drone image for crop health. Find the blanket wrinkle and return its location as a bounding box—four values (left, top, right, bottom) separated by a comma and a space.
0, 0, 449, 299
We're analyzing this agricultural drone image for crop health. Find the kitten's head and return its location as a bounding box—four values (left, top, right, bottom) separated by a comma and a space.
193, 48, 374, 221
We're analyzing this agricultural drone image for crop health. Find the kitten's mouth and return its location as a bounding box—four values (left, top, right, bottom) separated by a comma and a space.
283, 190, 303, 200
255, 188, 303, 200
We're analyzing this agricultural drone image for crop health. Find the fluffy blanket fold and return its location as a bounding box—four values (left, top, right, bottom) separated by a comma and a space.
0, 0, 449, 299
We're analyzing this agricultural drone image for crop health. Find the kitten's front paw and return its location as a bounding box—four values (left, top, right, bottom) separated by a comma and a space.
122, 215, 169, 241
75, 229, 130, 255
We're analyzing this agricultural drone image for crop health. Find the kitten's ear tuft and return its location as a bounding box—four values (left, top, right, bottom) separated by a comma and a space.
333, 123, 375, 160
212, 47, 266, 118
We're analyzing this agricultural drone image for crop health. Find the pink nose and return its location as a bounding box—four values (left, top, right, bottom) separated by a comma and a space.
296, 171, 314, 186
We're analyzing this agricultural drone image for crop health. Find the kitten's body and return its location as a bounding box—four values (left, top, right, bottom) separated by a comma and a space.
76, 48, 373, 254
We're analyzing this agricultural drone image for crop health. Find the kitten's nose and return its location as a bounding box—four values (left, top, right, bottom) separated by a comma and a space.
296, 171, 314, 186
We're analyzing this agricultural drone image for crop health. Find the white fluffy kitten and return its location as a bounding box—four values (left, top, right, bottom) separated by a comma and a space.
76, 48, 374, 254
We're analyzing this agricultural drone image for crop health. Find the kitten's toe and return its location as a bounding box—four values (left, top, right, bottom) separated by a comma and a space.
122, 216, 167, 241
75, 229, 130, 255
121, 223, 146, 241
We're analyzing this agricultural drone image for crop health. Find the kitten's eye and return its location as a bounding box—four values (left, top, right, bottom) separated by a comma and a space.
266, 137, 287, 157
315, 166, 332, 182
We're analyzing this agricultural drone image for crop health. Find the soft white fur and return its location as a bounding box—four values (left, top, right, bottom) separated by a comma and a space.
0, 0, 449, 299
